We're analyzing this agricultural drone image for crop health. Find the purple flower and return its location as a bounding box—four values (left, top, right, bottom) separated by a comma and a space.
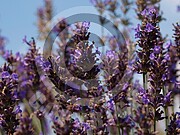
148, 7, 157, 16
82, 122, 90, 131
164, 41, 172, 49
106, 50, 118, 59
107, 99, 115, 112
14, 105, 22, 114
82, 21, 90, 30
11, 73, 18, 81
22, 35, 28, 44
135, 24, 141, 38
73, 118, 81, 128
145, 23, 154, 32
3, 50, 11, 59
1, 71, 10, 79
153, 46, 161, 54
42, 61, 51, 71
176, 112, 180, 128
141, 7, 157, 17
74, 49, 82, 59
150, 53, 155, 60
163, 91, 172, 106
141, 9, 148, 16
142, 94, 150, 105
164, 53, 170, 61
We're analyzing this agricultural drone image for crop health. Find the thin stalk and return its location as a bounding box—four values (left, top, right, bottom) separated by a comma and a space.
121, 127, 124, 135
163, 87, 169, 131
154, 116, 156, 132
115, 104, 121, 135
143, 73, 147, 90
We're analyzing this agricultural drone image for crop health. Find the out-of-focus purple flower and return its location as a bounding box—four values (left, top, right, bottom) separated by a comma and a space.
133, 80, 144, 93
37, 8, 44, 16
141, 9, 148, 16
35, 56, 51, 72
153, 46, 161, 54
73, 118, 81, 128
82, 122, 90, 131
22, 35, 28, 44
148, 7, 157, 16
1, 71, 10, 79
3, 50, 11, 59
164, 41, 172, 50
145, 23, 154, 32
135, 24, 141, 38
141, 7, 157, 17
177, 5, 180, 12
11, 73, 18, 81
176, 112, 180, 128
14, 117, 34, 135
107, 99, 115, 112
42, 61, 51, 71
141, 93, 150, 105
164, 53, 170, 61
163, 91, 172, 106
82, 21, 90, 30
53, 18, 68, 34
14, 105, 22, 114
106, 50, 118, 59
122, 83, 129, 91
150, 53, 155, 60
166, 112, 180, 134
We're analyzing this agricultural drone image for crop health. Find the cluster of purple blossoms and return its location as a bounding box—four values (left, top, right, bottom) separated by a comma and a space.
0, 64, 21, 134
134, 2, 180, 134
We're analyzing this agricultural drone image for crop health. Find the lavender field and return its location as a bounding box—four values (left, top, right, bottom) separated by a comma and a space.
0, 0, 179, 135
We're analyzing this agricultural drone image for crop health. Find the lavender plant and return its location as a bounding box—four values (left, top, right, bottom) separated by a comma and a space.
0, 0, 179, 135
